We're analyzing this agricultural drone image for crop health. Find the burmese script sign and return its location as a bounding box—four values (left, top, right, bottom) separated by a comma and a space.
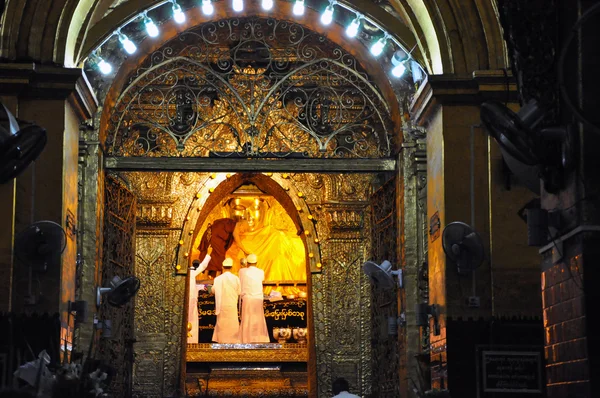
197, 293, 307, 343
482, 351, 542, 393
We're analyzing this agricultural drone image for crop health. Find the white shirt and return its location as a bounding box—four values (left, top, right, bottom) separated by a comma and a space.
212, 271, 241, 315
332, 392, 360, 398
239, 266, 265, 299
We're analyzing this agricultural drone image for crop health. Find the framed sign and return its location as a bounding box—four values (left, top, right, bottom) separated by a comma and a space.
481, 351, 542, 394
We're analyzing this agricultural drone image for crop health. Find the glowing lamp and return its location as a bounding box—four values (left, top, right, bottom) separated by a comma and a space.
201, 0, 214, 15
370, 37, 386, 57
346, 17, 360, 38
262, 0, 273, 10
144, 15, 159, 37
321, 5, 334, 25
232, 0, 243, 12
293, 0, 305, 16
98, 58, 112, 75
391, 49, 408, 78
172, 1, 185, 24
118, 33, 137, 55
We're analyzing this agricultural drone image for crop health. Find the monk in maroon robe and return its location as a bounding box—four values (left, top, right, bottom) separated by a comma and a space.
197, 218, 237, 278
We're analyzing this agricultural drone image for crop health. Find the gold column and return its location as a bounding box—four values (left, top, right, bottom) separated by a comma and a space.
410, 72, 540, 389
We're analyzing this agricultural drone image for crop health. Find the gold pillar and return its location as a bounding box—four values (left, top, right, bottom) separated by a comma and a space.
0, 64, 97, 352
410, 72, 540, 390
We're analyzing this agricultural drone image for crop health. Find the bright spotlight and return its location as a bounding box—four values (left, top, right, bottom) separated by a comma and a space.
201, 0, 214, 15
391, 49, 408, 77
261, 0, 273, 11
172, 1, 185, 24
370, 37, 386, 57
321, 5, 334, 25
293, 0, 305, 16
346, 17, 360, 38
118, 33, 137, 55
232, 0, 243, 12
391, 63, 406, 78
98, 58, 113, 75
143, 14, 159, 38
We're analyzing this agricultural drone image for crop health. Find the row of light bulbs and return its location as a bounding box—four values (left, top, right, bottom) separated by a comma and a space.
96, 0, 413, 80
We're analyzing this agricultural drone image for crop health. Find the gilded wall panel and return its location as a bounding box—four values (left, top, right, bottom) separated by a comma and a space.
119, 171, 378, 397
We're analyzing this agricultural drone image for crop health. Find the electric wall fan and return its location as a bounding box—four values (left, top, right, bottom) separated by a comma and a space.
442, 222, 485, 275
14, 221, 67, 272
0, 102, 47, 184
96, 276, 141, 308
362, 260, 403, 289
481, 99, 572, 195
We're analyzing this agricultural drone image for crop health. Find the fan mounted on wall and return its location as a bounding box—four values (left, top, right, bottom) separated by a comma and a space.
362, 260, 403, 290
0, 102, 47, 184
14, 221, 67, 272
96, 276, 141, 308
442, 222, 485, 275
480, 99, 572, 195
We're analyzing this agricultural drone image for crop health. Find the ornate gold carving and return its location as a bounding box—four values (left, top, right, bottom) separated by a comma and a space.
98, 176, 137, 398
137, 202, 174, 226
186, 370, 308, 397
105, 18, 394, 159
186, 344, 308, 362
325, 208, 365, 231
118, 170, 378, 397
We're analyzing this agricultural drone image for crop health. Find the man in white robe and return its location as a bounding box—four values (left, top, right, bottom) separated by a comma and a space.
187, 254, 211, 343
211, 257, 241, 343
239, 253, 270, 343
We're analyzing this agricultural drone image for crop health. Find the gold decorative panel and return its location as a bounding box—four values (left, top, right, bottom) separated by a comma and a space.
98, 175, 137, 397
186, 344, 307, 362
104, 18, 395, 159
369, 177, 400, 396
114, 172, 379, 397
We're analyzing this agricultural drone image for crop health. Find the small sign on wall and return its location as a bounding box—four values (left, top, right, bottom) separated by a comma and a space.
480, 350, 542, 395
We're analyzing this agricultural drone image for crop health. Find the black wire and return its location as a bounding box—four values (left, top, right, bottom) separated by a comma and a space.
543, 194, 596, 214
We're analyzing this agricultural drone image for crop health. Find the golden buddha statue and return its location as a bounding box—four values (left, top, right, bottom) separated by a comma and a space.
225, 196, 306, 295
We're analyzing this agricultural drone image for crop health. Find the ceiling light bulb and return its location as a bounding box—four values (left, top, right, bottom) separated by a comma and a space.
201, 0, 214, 15
144, 15, 159, 37
392, 63, 406, 78
261, 0, 273, 10
346, 17, 360, 38
392, 49, 408, 65
321, 5, 334, 25
98, 58, 112, 75
172, 2, 185, 24
118, 33, 137, 55
293, 0, 305, 16
370, 37, 386, 57
232, 0, 243, 12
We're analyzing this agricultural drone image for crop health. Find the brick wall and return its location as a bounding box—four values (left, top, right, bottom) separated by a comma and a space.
542, 252, 590, 398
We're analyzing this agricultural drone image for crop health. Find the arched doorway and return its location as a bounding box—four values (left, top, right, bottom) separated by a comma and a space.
182, 173, 315, 396
92, 10, 416, 397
